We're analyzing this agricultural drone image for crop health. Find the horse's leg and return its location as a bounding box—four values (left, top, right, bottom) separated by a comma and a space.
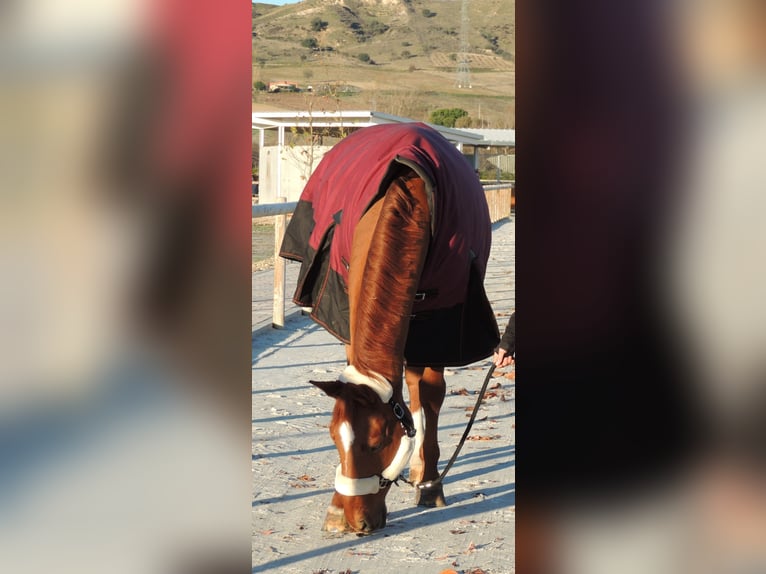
405, 365, 448, 507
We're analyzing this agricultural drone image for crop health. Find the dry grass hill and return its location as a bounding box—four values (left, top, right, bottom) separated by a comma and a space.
252, 0, 514, 127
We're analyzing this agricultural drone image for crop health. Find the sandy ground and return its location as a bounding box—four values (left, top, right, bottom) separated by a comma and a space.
252, 218, 515, 574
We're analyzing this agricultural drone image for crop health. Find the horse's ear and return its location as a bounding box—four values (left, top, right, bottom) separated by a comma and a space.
310, 379, 345, 398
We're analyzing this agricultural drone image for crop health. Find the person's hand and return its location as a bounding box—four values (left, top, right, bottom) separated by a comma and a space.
493, 347, 514, 368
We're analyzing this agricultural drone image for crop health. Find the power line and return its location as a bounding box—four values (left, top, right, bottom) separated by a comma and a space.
456, 0, 472, 88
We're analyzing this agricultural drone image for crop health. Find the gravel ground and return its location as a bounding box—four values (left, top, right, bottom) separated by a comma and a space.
253, 218, 515, 574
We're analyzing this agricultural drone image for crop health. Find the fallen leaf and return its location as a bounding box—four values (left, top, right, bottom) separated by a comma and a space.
297, 474, 316, 482
465, 541, 478, 554
449, 529, 466, 534
259, 529, 275, 535
450, 388, 470, 396
504, 372, 515, 380
467, 435, 502, 441
490, 382, 502, 389
467, 569, 489, 574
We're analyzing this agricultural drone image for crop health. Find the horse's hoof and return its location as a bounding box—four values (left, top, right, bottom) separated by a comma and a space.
321, 505, 350, 532
415, 483, 447, 507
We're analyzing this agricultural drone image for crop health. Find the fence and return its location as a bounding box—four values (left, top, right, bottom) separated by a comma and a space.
253, 184, 514, 329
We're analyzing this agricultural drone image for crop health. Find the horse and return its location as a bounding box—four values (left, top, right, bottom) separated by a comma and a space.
280, 122, 499, 533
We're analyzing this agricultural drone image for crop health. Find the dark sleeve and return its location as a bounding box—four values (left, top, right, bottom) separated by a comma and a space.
496, 311, 515, 355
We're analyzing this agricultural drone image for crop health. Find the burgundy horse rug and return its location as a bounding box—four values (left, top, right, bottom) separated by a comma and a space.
280, 122, 499, 365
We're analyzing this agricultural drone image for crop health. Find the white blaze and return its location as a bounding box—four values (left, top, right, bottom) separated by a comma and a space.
339, 421, 355, 453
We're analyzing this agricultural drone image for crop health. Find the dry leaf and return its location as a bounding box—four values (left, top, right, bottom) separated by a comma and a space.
467, 569, 489, 574
449, 529, 466, 534
490, 382, 502, 389
451, 388, 470, 396
467, 435, 501, 441
504, 372, 515, 380
465, 541, 478, 554
297, 474, 315, 482
259, 529, 275, 535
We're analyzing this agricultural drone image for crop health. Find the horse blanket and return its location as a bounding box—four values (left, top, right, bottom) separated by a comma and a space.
280, 123, 499, 366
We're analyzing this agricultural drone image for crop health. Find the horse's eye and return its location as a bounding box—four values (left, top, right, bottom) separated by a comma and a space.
369, 442, 384, 453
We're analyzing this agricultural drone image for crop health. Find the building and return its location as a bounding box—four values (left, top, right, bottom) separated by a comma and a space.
252, 110, 489, 203
267, 81, 299, 93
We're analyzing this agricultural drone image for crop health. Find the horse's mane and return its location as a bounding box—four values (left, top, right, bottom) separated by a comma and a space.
352, 172, 430, 385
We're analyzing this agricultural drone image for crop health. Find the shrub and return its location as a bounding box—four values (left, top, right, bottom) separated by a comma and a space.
253, 80, 267, 91
357, 52, 370, 62
301, 37, 318, 49
367, 19, 389, 36
311, 18, 328, 32
401, 50, 411, 58
422, 8, 434, 17
429, 108, 469, 128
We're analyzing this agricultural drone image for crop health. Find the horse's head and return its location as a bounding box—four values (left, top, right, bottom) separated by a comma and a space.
311, 366, 416, 533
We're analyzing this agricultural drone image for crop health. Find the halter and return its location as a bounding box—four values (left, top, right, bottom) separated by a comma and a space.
334, 366, 416, 496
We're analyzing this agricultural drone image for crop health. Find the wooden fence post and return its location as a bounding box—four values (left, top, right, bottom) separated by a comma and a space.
273, 197, 287, 329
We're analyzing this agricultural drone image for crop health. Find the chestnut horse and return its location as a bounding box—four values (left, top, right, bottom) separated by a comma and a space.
280, 123, 498, 533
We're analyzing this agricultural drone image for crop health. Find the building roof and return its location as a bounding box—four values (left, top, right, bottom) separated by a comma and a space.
252, 110, 486, 146
458, 128, 515, 147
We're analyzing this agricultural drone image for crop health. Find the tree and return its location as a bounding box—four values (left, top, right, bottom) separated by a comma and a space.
311, 18, 328, 32
429, 108, 469, 128
253, 80, 267, 91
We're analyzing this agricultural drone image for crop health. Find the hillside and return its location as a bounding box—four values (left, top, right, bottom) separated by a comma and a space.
252, 0, 514, 128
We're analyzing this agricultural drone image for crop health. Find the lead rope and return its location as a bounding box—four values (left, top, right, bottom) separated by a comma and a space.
397, 363, 497, 490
